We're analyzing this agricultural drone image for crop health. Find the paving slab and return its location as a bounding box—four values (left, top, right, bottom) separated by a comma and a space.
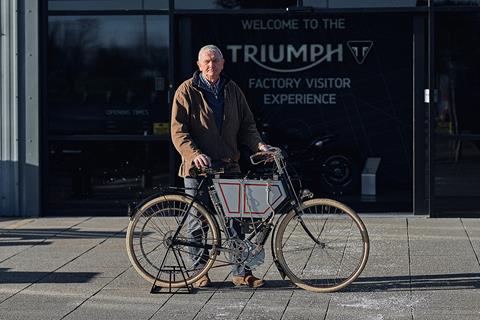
411, 289, 480, 317
281, 291, 329, 320
194, 294, 251, 320
63, 290, 169, 320
327, 291, 414, 320
359, 255, 410, 280
368, 239, 409, 257
410, 255, 480, 277
0, 292, 83, 320
150, 290, 215, 320
407, 224, 467, 238
409, 239, 475, 257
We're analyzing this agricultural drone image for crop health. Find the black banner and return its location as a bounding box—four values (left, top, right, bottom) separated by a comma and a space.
179, 13, 413, 191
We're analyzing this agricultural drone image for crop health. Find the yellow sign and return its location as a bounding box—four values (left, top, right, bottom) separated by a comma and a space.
153, 122, 170, 135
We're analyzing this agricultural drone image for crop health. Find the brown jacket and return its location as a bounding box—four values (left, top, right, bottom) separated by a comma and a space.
171, 72, 263, 177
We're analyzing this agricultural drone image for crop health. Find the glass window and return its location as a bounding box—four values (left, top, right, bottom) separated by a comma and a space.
47, 140, 170, 214
174, 0, 297, 10
434, 0, 480, 6
47, 15, 169, 135
48, 0, 169, 11
303, 0, 421, 8
432, 12, 480, 211
177, 13, 414, 211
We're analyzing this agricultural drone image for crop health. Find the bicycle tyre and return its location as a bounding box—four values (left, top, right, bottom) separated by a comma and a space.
126, 194, 219, 287
274, 198, 369, 292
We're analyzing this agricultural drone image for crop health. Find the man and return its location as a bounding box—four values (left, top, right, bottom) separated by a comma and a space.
171, 45, 271, 288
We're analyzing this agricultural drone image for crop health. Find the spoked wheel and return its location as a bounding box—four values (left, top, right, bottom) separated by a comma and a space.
274, 198, 369, 292
126, 194, 218, 287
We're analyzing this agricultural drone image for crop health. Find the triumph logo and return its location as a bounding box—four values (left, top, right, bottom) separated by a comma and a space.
347, 41, 373, 64
226, 44, 343, 73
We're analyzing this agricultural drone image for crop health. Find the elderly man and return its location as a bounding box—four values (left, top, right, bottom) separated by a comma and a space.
171, 45, 270, 288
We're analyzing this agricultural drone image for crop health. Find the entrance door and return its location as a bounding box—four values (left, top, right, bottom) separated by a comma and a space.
431, 10, 480, 216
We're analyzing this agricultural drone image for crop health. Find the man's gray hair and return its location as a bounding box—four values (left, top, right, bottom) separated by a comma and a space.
198, 45, 223, 60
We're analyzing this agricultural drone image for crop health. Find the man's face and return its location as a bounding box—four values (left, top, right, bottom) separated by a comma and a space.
197, 50, 224, 83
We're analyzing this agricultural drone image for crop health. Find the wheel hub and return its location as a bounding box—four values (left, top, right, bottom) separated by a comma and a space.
163, 230, 176, 248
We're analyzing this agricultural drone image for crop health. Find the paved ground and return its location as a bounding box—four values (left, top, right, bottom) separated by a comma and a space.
1, 215, 480, 320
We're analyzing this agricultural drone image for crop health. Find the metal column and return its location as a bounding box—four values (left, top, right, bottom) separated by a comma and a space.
0, 0, 20, 216
0, 0, 40, 217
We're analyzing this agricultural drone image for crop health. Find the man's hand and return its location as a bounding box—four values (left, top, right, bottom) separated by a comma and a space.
258, 143, 274, 152
193, 154, 211, 169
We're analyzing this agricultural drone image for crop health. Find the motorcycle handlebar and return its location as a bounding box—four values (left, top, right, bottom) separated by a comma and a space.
249, 147, 283, 165
188, 147, 284, 177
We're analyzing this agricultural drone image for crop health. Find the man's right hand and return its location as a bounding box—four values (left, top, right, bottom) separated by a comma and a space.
193, 154, 211, 169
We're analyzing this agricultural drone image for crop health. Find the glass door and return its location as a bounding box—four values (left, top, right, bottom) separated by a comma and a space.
431, 8, 480, 216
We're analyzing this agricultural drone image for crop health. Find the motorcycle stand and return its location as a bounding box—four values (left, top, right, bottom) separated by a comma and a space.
150, 248, 194, 294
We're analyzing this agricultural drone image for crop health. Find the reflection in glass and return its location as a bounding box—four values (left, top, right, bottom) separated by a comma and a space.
174, 0, 296, 9
180, 13, 414, 212
48, 0, 169, 10
48, 15, 169, 135
434, 13, 480, 199
47, 141, 170, 214
303, 0, 420, 8
434, 0, 480, 6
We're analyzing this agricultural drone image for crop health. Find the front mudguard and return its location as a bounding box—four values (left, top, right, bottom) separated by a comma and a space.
270, 211, 292, 280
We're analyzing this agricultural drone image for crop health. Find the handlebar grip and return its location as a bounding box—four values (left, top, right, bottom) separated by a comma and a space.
188, 166, 200, 178
188, 166, 225, 177
250, 152, 271, 164
249, 147, 283, 165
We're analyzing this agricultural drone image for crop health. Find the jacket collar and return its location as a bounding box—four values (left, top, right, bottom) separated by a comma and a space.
192, 70, 231, 90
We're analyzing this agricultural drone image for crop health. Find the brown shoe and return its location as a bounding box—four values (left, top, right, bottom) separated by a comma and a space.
232, 274, 265, 288
193, 273, 211, 288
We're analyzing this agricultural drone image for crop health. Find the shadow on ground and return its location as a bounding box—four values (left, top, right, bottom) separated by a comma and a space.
0, 228, 125, 242
189, 273, 480, 293
0, 268, 101, 284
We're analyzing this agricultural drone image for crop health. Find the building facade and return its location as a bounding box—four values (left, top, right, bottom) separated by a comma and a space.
1, 0, 480, 217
